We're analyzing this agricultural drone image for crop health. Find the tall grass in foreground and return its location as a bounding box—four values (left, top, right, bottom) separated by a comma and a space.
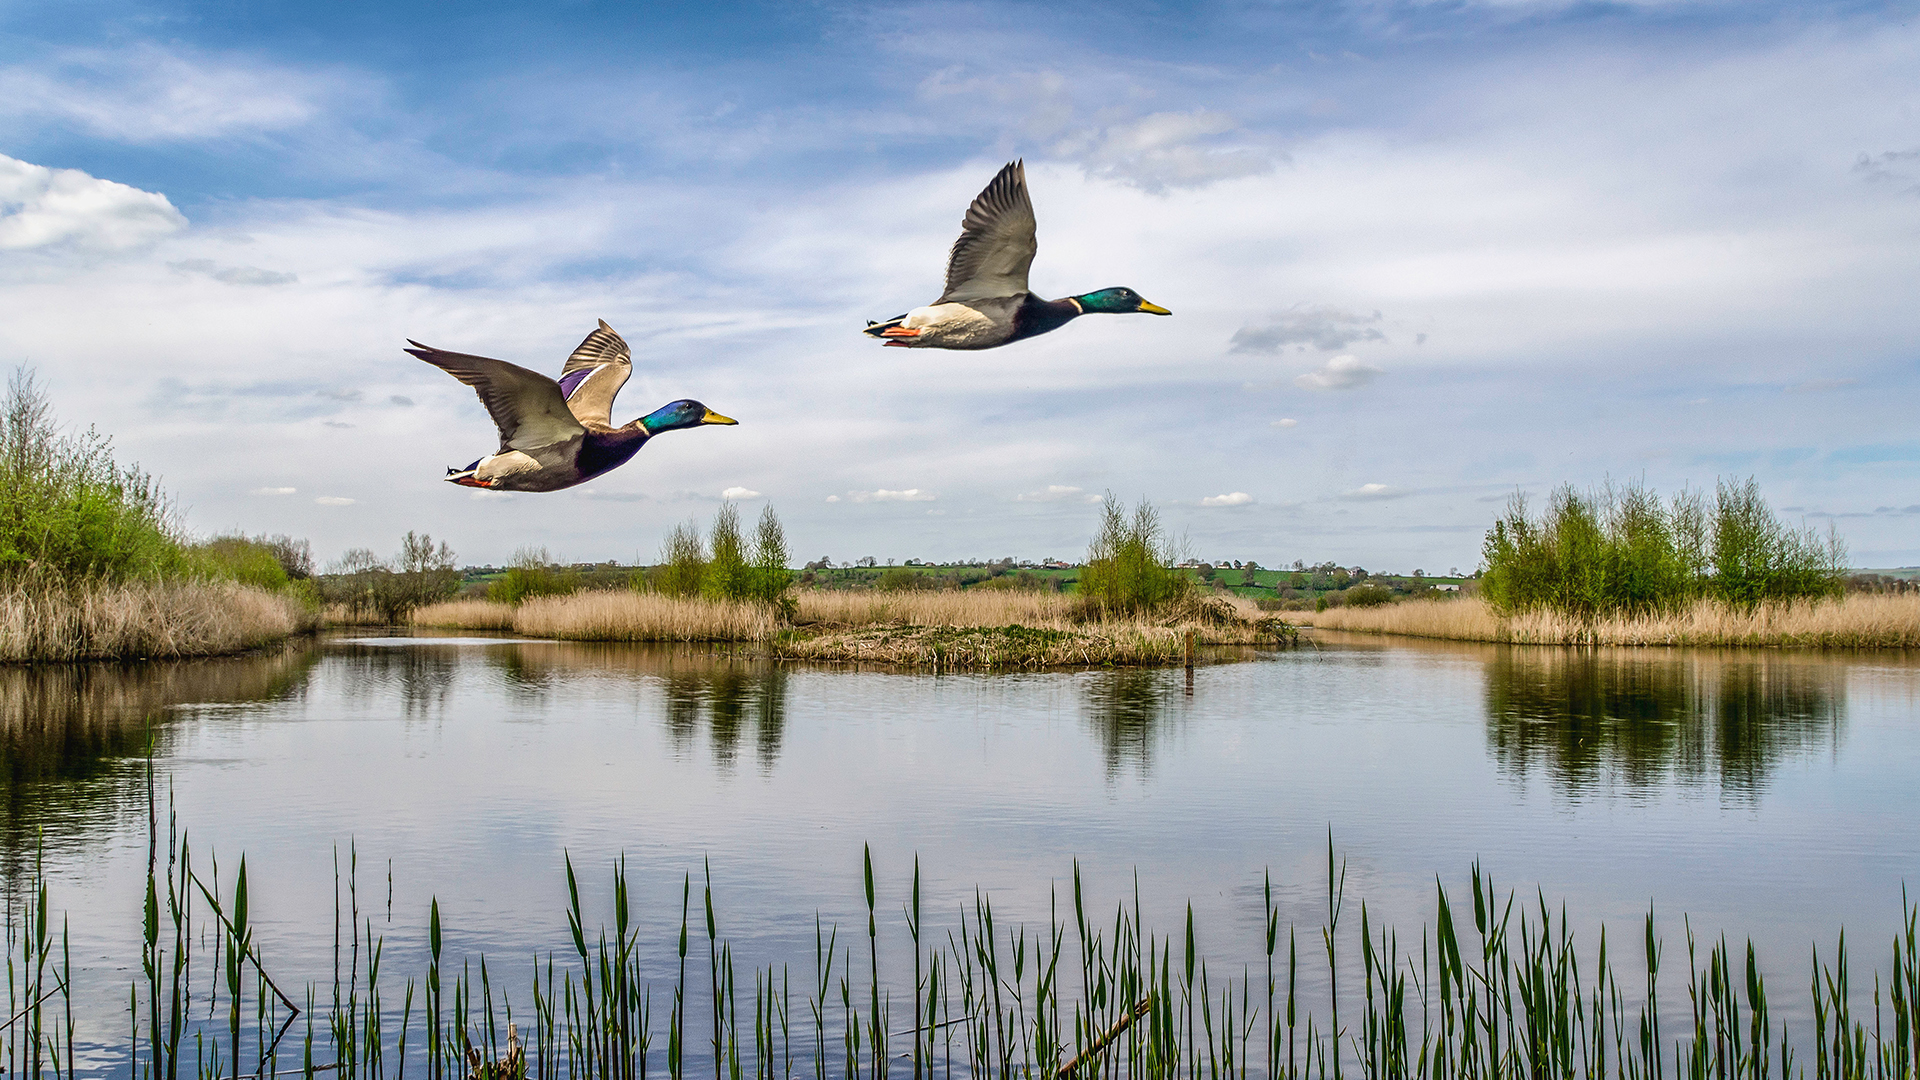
513, 591, 783, 642
16, 806, 1918, 1080
1301, 594, 1920, 647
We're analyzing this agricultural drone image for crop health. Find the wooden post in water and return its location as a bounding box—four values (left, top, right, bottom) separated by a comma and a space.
1184, 629, 1195, 669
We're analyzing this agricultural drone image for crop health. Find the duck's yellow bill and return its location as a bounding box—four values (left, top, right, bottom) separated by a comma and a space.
702, 410, 739, 425
1137, 301, 1172, 315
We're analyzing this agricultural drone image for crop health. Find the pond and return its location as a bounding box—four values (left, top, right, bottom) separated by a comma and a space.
3, 630, 1917, 1073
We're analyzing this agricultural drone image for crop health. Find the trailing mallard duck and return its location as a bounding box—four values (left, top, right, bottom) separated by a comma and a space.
409, 320, 736, 492
863, 160, 1170, 350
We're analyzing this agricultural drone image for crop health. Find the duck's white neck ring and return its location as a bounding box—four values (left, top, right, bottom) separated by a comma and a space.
1066, 297, 1085, 314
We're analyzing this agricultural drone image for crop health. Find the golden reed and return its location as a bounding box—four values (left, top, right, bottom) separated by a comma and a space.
0, 579, 314, 662
1300, 594, 1920, 648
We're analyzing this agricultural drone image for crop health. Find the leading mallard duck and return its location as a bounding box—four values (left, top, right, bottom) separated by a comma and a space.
409, 320, 736, 492
863, 160, 1170, 350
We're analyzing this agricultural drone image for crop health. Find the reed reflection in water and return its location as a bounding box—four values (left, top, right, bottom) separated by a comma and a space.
1484, 645, 1844, 795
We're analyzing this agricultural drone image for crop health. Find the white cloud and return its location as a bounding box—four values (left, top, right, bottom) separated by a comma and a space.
0, 153, 186, 252
849, 488, 936, 503
1271, 418, 1299, 429
314, 496, 355, 506
1294, 355, 1382, 392
1016, 484, 1099, 502
1201, 492, 1254, 507
250, 486, 296, 495
721, 486, 762, 499
825, 495, 841, 503
1340, 484, 1408, 501
1232, 307, 1387, 354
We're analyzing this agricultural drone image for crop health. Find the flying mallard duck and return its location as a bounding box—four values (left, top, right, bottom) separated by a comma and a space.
863, 160, 1170, 350
408, 321, 736, 492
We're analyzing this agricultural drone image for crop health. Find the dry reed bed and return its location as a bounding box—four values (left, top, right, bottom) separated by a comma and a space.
410, 599, 516, 630
403, 589, 1288, 666
1301, 593, 1920, 648
0, 580, 315, 662
513, 591, 780, 642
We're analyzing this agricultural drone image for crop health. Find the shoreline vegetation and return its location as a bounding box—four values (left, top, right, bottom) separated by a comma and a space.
0, 368, 319, 663
407, 498, 1297, 668
1301, 592, 1920, 647
11, 816, 1918, 1080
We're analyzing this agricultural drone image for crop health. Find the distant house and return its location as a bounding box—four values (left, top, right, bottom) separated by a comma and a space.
1042, 560, 1073, 570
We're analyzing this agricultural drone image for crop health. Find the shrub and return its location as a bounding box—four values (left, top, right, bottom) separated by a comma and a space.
1481, 478, 1844, 618
646, 505, 795, 614
489, 547, 581, 605
1345, 583, 1394, 607
315, 532, 459, 622
187, 536, 291, 591
0, 367, 182, 583
704, 503, 751, 602
1077, 494, 1189, 615
649, 521, 708, 598
877, 567, 932, 592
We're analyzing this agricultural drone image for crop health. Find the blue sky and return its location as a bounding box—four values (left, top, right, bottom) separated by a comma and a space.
2, 0, 1917, 570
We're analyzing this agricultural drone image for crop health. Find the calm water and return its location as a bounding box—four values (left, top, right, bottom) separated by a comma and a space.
3, 630, 1918, 1066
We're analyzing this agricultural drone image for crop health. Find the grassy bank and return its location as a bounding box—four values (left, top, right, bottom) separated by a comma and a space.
1301, 593, 1920, 647
410, 589, 1293, 667
17, 813, 1918, 1080
0, 578, 315, 662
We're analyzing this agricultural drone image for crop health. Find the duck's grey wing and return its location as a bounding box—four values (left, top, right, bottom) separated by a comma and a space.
407, 342, 585, 453
557, 319, 633, 428
938, 160, 1038, 305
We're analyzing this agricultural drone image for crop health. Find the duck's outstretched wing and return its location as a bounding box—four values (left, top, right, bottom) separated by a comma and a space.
408, 342, 585, 453
939, 160, 1038, 305
557, 319, 633, 428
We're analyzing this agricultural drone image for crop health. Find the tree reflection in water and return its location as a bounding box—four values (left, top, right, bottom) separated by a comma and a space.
1484, 646, 1843, 795
481, 642, 789, 771
0, 645, 319, 876
1078, 667, 1186, 776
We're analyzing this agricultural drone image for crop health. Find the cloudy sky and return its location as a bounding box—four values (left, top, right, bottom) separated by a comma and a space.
2, 0, 1917, 571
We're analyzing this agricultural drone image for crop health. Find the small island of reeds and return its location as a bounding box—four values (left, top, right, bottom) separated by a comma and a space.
410, 498, 1296, 668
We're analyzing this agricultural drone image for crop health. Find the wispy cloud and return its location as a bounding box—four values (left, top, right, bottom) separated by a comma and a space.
1295, 355, 1382, 391
847, 488, 936, 503
1016, 485, 1099, 502
1057, 110, 1276, 194
1201, 492, 1254, 506
170, 258, 298, 286
250, 486, 296, 495
314, 496, 355, 506
722, 486, 762, 499
1340, 484, 1407, 501
1232, 307, 1386, 354
1271, 418, 1299, 429
0, 44, 325, 142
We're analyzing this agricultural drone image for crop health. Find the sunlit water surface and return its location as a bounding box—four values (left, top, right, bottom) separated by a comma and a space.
3, 630, 1917, 1068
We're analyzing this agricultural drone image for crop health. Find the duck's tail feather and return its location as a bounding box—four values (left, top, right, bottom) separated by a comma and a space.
863, 315, 911, 339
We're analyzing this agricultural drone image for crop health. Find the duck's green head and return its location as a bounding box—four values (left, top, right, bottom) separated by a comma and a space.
1076, 288, 1171, 316
640, 400, 738, 435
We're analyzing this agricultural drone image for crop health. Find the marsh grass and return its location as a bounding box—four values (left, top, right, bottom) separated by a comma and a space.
411, 600, 517, 630
17, 801, 1919, 1080
514, 591, 782, 642
1301, 594, 1920, 648
0, 579, 313, 662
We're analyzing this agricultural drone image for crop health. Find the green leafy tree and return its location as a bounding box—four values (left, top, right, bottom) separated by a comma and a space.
489, 546, 581, 604
650, 521, 708, 598
749, 505, 794, 614
703, 502, 751, 601
1078, 494, 1189, 615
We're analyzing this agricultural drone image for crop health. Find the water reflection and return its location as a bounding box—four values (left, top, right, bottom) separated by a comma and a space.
0, 645, 320, 871
1484, 647, 1844, 795
1079, 668, 1186, 775
479, 642, 790, 770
